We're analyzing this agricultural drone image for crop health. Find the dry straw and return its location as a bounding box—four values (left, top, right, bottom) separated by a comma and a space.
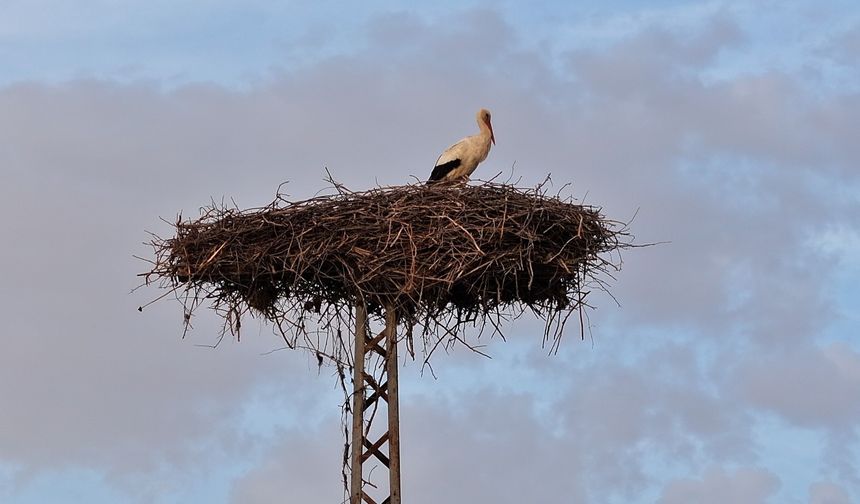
141, 179, 629, 363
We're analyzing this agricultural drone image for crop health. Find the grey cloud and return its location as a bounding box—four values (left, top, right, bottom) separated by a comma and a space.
232, 389, 585, 504
809, 481, 853, 504
733, 343, 860, 486
231, 340, 751, 503
1, 5, 859, 503
567, 13, 744, 97
400, 390, 588, 504
554, 347, 756, 498
229, 421, 345, 504
658, 467, 780, 504
734, 343, 860, 429
819, 23, 860, 67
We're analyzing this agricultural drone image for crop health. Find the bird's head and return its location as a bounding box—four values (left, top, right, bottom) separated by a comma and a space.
478, 108, 495, 145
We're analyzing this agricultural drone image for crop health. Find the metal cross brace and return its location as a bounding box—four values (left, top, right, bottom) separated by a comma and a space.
350, 302, 401, 504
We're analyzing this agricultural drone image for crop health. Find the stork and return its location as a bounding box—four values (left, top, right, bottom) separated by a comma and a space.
427, 108, 495, 184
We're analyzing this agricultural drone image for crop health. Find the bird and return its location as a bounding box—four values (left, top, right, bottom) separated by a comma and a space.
427, 108, 495, 184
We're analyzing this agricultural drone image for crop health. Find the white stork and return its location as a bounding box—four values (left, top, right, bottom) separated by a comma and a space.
427, 108, 495, 184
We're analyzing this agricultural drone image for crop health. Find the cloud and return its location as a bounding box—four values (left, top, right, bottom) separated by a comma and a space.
552, 344, 758, 499
809, 481, 853, 504
820, 23, 860, 67
658, 467, 780, 504
735, 343, 860, 430
233, 338, 760, 503
1, 4, 859, 503
229, 421, 345, 504
231, 388, 587, 504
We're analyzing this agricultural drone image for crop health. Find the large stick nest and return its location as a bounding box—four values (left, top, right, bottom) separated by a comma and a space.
142, 180, 628, 358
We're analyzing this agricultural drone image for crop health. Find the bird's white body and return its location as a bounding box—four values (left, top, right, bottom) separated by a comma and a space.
428, 108, 495, 184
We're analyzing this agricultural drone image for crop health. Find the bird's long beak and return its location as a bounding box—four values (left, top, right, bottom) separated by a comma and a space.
489, 122, 495, 145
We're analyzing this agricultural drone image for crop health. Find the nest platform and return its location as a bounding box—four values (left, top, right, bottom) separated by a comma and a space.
143, 180, 627, 356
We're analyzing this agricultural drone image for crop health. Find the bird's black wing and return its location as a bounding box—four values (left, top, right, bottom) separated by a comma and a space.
427, 159, 461, 184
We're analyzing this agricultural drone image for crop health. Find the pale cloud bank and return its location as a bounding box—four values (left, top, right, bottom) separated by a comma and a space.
1, 5, 858, 503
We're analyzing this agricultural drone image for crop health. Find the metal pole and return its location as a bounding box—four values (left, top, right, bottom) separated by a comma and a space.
385, 304, 402, 504
350, 301, 367, 504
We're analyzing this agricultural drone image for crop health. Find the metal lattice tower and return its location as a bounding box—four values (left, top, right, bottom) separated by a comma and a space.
350, 302, 401, 504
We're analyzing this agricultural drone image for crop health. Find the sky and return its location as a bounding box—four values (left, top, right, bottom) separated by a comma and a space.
1, 1, 859, 503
